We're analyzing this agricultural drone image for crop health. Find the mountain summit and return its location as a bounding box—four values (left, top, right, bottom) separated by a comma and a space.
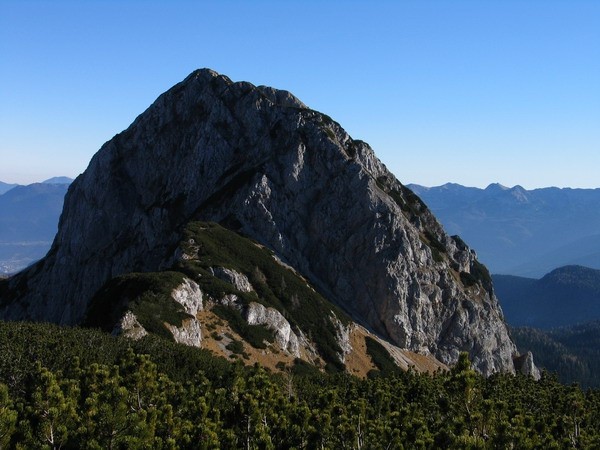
0, 69, 521, 375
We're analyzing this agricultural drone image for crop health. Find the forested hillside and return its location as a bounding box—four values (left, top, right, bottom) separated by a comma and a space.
1, 321, 599, 448
511, 321, 600, 389
494, 266, 600, 387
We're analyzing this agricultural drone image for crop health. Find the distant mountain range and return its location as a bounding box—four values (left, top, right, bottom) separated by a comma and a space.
493, 265, 600, 329
0, 181, 18, 195
0, 177, 72, 274
42, 176, 73, 185
408, 183, 600, 277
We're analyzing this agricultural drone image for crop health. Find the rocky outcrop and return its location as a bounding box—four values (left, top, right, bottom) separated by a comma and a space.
210, 267, 253, 293
218, 294, 243, 310
112, 310, 148, 340
171, 278, 203, 315
245, 302, 300, 356
165, 318, 202, 347
513, 351, 541, 380
165, 278, 203, 347
0, 69, 522, 375
331, 315, 352, 363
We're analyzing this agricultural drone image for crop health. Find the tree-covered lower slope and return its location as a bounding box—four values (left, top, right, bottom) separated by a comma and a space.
511, 321, 600, 389
1, 321, 599, 449
495, 266, 600, 387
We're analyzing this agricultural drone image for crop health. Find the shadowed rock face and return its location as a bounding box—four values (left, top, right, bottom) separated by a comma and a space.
0, 69, 518, 375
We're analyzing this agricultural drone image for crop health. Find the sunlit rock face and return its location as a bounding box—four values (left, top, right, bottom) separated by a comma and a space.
112, 311, 148, 340
0, 69, 521, 375
245, 302, 300, 357
171, 278, 203, 315
165, 319, 202, 348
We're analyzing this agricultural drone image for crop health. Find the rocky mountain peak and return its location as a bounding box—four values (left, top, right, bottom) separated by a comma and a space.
485, 182, 509, 192
0, 69, 526, 376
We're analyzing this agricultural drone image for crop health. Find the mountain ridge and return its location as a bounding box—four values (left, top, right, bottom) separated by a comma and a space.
0, 69, 522, 375
493, 265, 600, 329
409, 182, 600, 276
0, 181, 18, 195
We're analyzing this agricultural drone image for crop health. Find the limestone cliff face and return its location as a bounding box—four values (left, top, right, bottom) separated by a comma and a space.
0, 69, 518, 375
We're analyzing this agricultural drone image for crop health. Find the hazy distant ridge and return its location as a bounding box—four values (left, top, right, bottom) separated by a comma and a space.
494, 265, 600, 329
408, 183, 600, 276
0, 181, 18, 195
0, 177, 72, 274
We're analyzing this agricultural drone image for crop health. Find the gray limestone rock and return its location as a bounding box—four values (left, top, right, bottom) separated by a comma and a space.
112, 310, 148, 340
165, 318, 202, 347
513, 351, 541, 380
330, 314, 352, 363
171, 278, 203, 316
245, 302, 300, 356
218, 294, 243, 310
209, 267, 254, 293
0, 68, 524, 375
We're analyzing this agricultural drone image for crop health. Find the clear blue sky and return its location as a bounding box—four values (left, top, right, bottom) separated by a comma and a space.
1, 0, 599, 188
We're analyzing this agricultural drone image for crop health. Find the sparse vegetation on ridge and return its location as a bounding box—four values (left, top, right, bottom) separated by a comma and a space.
84, 222, 350, 371
365, 336, 402, 376
85, 271, 190, 339
375, 175, 436, 234
177, 221, 350, 371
